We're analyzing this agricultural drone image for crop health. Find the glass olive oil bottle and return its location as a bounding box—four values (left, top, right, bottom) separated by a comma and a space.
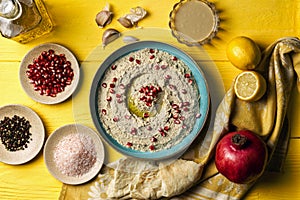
0, 0, 53, 43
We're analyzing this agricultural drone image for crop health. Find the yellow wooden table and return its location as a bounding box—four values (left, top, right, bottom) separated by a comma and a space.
0, 0, 299, 199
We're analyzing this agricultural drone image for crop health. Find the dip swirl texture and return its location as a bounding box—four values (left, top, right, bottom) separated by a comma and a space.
97, 48, 200, 152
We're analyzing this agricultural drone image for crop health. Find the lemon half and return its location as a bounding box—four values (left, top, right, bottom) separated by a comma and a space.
234, 71, 267, 102
226, 36, 261, 70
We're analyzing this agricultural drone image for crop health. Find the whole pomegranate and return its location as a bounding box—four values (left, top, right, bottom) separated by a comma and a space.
215, 130, 268, 184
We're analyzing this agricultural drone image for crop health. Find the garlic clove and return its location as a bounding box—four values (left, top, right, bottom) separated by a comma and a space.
102, 28, 121, 47
123, 36, 139, 44
118, 17, 134, 28
95, 3, 113, 28
126, 6, 147, 23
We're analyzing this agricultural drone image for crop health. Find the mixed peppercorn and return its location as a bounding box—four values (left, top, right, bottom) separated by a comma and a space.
0, 115, 32, 151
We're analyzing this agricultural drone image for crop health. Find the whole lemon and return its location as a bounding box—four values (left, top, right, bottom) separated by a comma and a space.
226, 36, 261, 70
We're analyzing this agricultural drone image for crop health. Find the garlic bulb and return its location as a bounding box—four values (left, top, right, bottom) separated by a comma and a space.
95, 3, 113, 28
102, 28, 121, 47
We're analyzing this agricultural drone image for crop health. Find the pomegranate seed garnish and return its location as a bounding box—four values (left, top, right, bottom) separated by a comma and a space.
155, 65, 160, 70
117, 99, 123, 103
135, 59, 141, 64
113, 117, 119, 122
131, 128, 137, 135
164, 126, 170, 131
183, 107, 189, 112
119, 84, 125, 89
151, 137, 157, 142
184, 74, 191, 78
160, 131, 167, 137
109, 88, 115, 94
126, 142, 133, 147
150, 55, 155, 59
149, 145, 155, 151
172, 113, 179, 119
182, 102, 190, 107
106, 96, 112, 101
111, 65, 117, 70
143, 112, 150, 118
174, 120, 181, 124
129, 57, 134, 62
161, 65, 167, 69
109, 83, 115, 88
165, 75, 171, 79
147, 126, 152, 130
112, 77, 117, 82
181, 89, 187, 94
116, 94, 122, 98
146, 102, 152, 107
180, 116, 185, 121
101, 109, 107, 115
172, 104, 179, 110
188, 79, 193, 84
182, 125, 187, 129
149, 49, 155, 53
173, 56, 178, 61
195, 113, 202, 118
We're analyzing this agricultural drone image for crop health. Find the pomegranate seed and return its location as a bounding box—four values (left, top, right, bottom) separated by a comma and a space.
143, 112, 150, 118
181, 89, 187, 94
106, 96, 112, 101
109, 83, 115, 88
126, 142, 133, 147
26, 49, 74, 98
112, 77, 117, 82
102, 83, 107, 88
125, 115, 131, 119
188, 79, 193, 84
117, 99, 123, 103
183, 107, 189, 112
182, 125, 187, 129
113, 117, 119, 122
195, 113, 201, 118
155, 65, 160, 70
173, 56, 178, 61
160, 131, 167, 137
119, 84, 125, 89
116, 94, 122, 98
151, 137, 157, 142
184, 74, 191, 78
101, 109, 107, 115
129, 57, 134, 62
180, 116, 185, 121
161, 65, 167, 69
174, 120, 181, 124
150, 55, 155, 59
149, 49, 155, 53
109, 88, 115, 94
164, 126, 170, 131
146, 102, 152, 107
131, 128, 137, 135
147, 126, 152, 130
172, 113, 179, 119
111, 65, 117, 70
182, 102, 190, 107
149, 145, 155, 151
172, 104, 179, 110
135, 59, 141, 64
165, 75, 171, 79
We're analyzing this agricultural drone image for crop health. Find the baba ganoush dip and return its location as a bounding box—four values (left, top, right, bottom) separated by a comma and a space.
97, 48, 200, 152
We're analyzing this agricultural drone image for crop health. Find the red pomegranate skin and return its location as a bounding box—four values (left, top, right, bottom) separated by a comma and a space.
215, 130, 268, 184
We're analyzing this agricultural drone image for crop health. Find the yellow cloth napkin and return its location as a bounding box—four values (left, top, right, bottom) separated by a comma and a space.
59, 37, 300, 200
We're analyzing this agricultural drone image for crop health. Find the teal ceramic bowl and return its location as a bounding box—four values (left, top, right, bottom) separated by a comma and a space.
90, 41, 210, 160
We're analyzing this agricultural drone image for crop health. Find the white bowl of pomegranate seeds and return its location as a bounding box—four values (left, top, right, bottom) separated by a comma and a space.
19, 43, 80, 104
43, 124, 105, 185
0, 104, 45, 165
90, 41, 210, 160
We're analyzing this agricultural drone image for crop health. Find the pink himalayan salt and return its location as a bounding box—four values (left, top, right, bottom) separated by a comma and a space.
53, 133, 97, 177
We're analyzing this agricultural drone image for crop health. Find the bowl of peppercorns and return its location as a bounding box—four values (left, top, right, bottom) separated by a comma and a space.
0, 104, 45, 165
19, 43, 80, 104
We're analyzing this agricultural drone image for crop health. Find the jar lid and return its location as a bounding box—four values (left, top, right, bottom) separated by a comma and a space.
169, 0, 219, 46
